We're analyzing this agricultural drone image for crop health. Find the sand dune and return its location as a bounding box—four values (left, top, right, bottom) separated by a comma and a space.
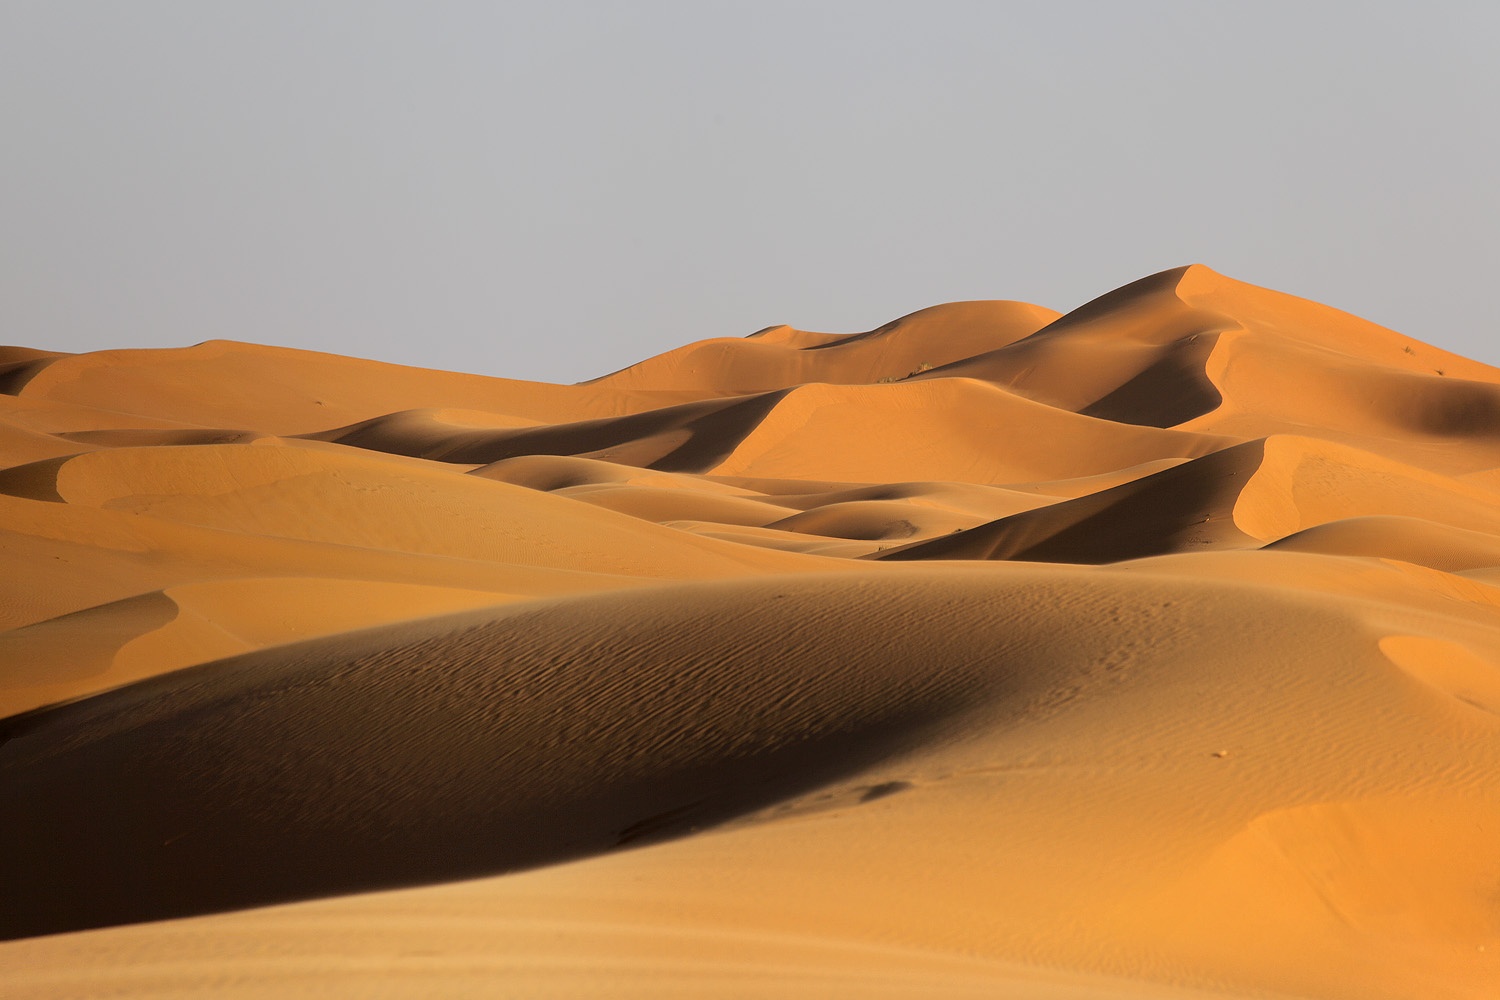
313, 390, 796, 470
916, 267, 1235, 424
1237, 434, 1500, 539
10, 340, 700, 435
876, 441, 1263, 563
0, 578, 517, 719
709, 378, 1228, 483
0, 347, 68, 395
588, 300, 1062, 393
1266, 516, 1500, 573
4, 265, 1499, 998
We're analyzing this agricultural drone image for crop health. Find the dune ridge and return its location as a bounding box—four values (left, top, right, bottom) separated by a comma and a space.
3, 265, 1499, 999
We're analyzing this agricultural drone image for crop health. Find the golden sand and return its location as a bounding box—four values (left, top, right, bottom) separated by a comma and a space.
3, 266, 1497, 997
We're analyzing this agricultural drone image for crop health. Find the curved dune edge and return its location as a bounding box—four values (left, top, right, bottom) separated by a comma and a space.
3, 265, 1500, 998
1379, 635, 1500, 717
585, 299, 1064, 394
0, 578, 522, 718
1265, 516, 1500, 573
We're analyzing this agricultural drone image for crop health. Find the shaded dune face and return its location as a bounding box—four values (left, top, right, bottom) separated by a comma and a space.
908, 268, 1237, 432
5, 570, 1117, 938
3, 265, 1500, 998
874, 441, 1264, 563
0, 348, 69, 395
306, 390, 796, 471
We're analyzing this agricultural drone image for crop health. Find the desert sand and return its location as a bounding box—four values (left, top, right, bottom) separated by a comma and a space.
3, 265, 1498, 998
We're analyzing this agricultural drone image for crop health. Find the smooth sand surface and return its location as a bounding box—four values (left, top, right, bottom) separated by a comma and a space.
3, 265, 1499, 998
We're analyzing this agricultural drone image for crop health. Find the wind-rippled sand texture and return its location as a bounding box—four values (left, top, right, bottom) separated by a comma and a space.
3, 265, 1499, 998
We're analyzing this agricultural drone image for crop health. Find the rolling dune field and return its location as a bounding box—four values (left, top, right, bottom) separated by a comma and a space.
3, 266, 1498, 998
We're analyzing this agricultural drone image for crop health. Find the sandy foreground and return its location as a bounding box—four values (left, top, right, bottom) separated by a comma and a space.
2, 265, 1498, 998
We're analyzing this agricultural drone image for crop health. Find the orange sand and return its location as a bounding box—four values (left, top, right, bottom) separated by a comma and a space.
3, 266, 1498, 998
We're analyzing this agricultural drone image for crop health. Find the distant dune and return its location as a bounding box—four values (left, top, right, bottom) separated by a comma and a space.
3, 265, 1498, 999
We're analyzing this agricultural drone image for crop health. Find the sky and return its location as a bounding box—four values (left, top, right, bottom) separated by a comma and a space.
2, 2, 1496, 384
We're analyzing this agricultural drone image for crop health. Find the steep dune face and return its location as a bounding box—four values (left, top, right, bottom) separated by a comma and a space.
310, 390, 795, 470
1235, 435, 1500, 540
916, 267, 1236, 425
4, 265, 1500, 999
876, 441, 1263, 563
1191, 328, 1500, 471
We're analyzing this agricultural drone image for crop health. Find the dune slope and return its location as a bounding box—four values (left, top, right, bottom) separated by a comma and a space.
3, 265, 1499, 999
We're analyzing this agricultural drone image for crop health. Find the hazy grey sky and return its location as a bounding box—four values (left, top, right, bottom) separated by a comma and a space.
3, 2, 1496, 383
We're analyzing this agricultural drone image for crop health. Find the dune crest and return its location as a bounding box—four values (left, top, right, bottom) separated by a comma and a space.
4, 266, 1499, 999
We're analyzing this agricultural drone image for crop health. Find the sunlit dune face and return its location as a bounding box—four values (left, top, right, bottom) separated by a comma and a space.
4, 266, 1500, 999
